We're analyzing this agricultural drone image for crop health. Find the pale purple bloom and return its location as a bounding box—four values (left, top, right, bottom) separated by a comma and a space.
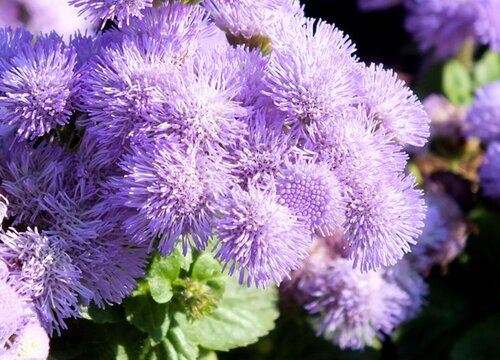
299, 258, 410, 350
423, 94, 467, 139
465, 80, 500, 143
263, 19, 358, 140
9, 318, 50, 360
475, 0, 500, 51
276, 159, 345, 237
479, 141, 500, 199
229, 111, 292, 187
154, 46, 248, 153
344, 173, 426, 272
121, 2, 217, 53
69, 0, 153, 28
0, 32, 78, 140
405, 0, 479, 58
214, 183, 311, 287
0, 228, 91, 335
358, 63, 430, 147
313, 108, 408, 189
383, 258, 428, 319
77, 35, 175, 144
409, 193, 467, 273
0, 27, 33, 72
112, 140, 225, 255
0, 141, 67, 226
203, 0, 303, 41
0, 278, 26, 352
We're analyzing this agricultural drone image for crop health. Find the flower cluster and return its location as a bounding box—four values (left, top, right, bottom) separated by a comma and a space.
1, 0, 430, 351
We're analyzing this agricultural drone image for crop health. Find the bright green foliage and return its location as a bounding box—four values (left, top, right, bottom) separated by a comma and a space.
443, 60, 473, 104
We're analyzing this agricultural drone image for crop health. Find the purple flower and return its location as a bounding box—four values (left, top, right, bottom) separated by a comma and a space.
121, 2, 217, 51
276, 159, 345, 237
112, 140, 225, 255
0, 228, 91, 335
0, 278, 26, 351
0, 27, 33, 65
358, 63, 430, 147
299, 258, 410, 350
154, 46, 248, 153
9, 317, 50, 360
214, 183, 311, 287
475, 0, 500, 51
77, 35, 175, 144
0, 32, 78, 141
69, 0, 153, 27
263, 19, 358, 140
383, 258, 428, 319
203, 0, 303, 41
479, 141, 500, 199
465, 80, 500, 143
344, 173, 426, 272
405, 0, 479, 58
0, 141, 67, 226
314, 108, 408, 187
228, 110, 292, 187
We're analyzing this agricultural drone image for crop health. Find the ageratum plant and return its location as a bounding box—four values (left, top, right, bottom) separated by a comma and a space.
0, 0, 451, 358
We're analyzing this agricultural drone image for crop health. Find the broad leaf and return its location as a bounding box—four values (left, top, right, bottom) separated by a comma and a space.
178, 278, 279, 351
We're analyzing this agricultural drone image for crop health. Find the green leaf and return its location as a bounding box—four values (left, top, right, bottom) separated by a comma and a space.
147, 252, 182, 304
451, 314, 500, 360
124, 283, 170, 343
473, 51, 500, 87
191, 253, 226, 298
443, 59, 473, 104
178, 277, 279, 351
167, 322, 199, 360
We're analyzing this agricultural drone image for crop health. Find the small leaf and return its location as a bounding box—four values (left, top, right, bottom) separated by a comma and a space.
192, 253, 222, 281
148, 252, 181, 304
473, 51, 500, 87
443, 59, 473, 104
178, 277, 279, 351
124, 284, 170, 343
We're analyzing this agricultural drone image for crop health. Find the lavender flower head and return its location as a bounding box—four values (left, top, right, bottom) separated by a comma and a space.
0, 228, 91, 335
299, 258, 410, 349
276, 159, 345, 236
113, 141, 225, 255
479, 141, 500, 200
359, 63, 430, 147
264, 19, 358, 140
0, 32, 78, 141
203, 0, 303, 45
465, 80, 500, 143
475, 0, 500, 51
410, 193, 467, 273
343, 173, 426, 272
214, 183, 311, 287
0, 279, 26, 352
405, 0, 479, 58
70, 0, 153, 27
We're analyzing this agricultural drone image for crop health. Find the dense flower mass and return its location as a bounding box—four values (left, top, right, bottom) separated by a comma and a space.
0, 0, 431, 351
